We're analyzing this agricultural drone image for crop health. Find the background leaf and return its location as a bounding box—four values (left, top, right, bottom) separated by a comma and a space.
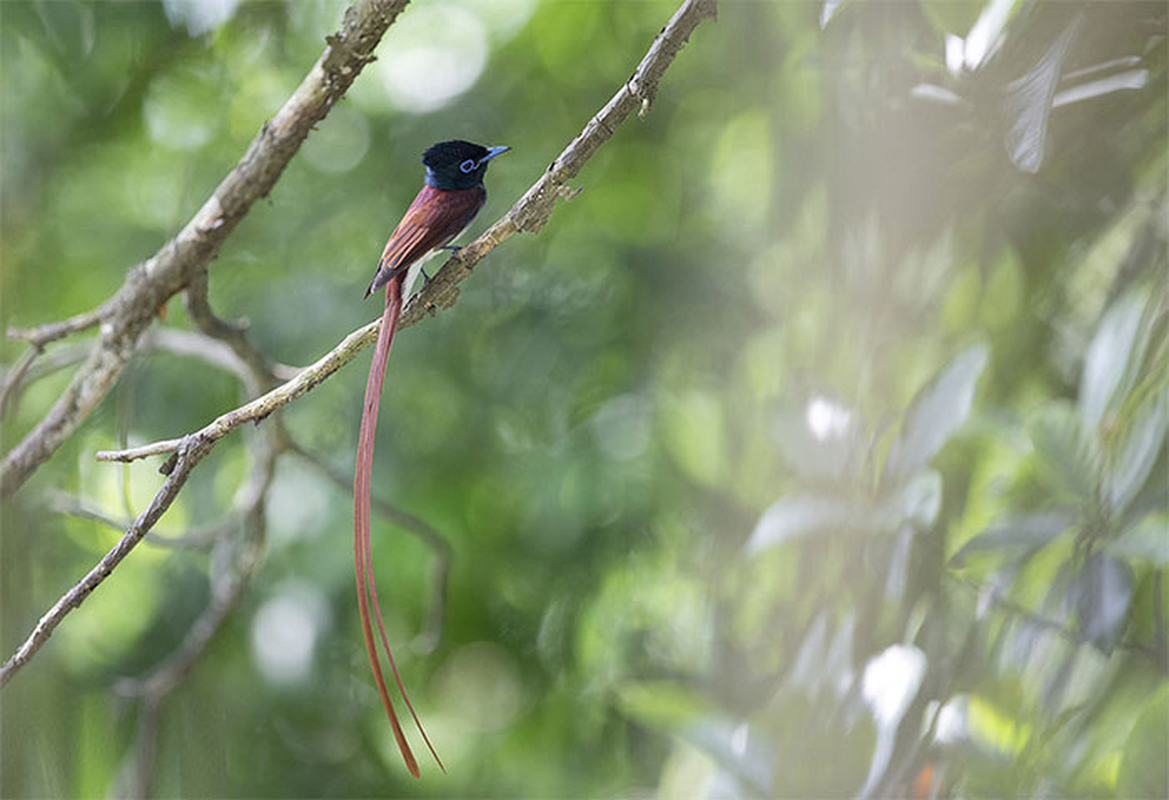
884, 344, 989, 486
951, 511, 1073, 565
1027, 402, 1102, 502
1107, 386, 1168, 514
745, 494, 866, 555
1079, 290, 1151, 431
1106, 513, 1169, 567
1070, 555, 1134, 655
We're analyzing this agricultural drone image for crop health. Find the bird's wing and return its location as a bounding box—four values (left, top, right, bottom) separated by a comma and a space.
366, 185, 486, 296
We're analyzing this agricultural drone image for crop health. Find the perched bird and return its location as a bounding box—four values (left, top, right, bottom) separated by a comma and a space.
354, 140, 509, 778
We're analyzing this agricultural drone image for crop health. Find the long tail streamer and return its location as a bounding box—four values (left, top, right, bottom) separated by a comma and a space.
353, 279, 444, 777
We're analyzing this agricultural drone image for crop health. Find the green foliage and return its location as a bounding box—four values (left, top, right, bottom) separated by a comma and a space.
2, 1, 1167, 798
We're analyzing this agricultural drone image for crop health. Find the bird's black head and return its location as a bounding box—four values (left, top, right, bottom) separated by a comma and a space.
422, 140, 509, 191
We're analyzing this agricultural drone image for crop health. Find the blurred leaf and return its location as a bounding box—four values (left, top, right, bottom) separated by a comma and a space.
964, 0, 1026, 70
663, 390, 728, 488
1107, 387, 1168, 514
617, 680, 708, 730
884, 344, 989, 486
1080, 290, 1152, 430
656, 741, 718, 800
1027, 402, 1101, 502
683, 719, 772, 796
980, 247, 1024, 330
820, 0, 847, 29
1053, 68, 1150, 107
787, 611, 831, 694
31, 1, 95, 60
858, 645, 927, 798
823, 612, 856, 696
1117, 688, 1169, 800
919, 0, 986, 37
748, 471, 940, 557
745, 495, 864, 555
1106, 512, 1169, 567
951, 511, 1072, 565
774, 402, 860, 483
1001, 15, 1082, 173
1070, 555, 1134, 655
884, 526, 914, 599
884, 470, 943, 530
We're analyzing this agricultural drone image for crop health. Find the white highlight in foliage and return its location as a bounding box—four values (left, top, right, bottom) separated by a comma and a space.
251, 582, 329, 684
805, 396, 852, 441
377, 6, 488, 113
163, 0, 239, 36
863, 644, 926, 727
935, 698, 966, 743
964, 0, 1015, 71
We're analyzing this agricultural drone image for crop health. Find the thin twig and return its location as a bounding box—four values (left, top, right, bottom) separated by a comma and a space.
7, 304, 112, 347
0, 434, 213, 688
118, 433, 277, 700
0, 0, 412, 499
184, 269, 292, 389
94, 318, 379, 463
0, 344, 43, 419
0, 343, 92, 422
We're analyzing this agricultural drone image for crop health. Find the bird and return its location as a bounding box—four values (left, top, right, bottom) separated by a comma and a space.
354, 140, 509, 778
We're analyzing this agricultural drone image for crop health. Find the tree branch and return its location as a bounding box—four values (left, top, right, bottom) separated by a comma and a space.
398, 0, 718, 328
0, 434, 212, 688
0, 345, 43, 420
184, 269, 295, 388
7, 304, 112, 347
92, 0, 720, 465
94, 318, 378, 464
118, 432, 277, 700
0, 342, 92, 423
0, 0, 412, 499
0, 0, 718, 688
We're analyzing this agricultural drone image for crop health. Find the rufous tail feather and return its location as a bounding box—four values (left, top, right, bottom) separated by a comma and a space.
353, 279, 443, 776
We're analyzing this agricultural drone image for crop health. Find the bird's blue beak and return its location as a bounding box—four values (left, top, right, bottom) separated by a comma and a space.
480, 146, 510, 165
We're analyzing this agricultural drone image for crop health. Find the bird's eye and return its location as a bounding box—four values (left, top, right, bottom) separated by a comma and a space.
459, 159, 477, 174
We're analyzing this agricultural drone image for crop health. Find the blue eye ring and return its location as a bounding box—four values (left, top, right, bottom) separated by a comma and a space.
459, 159, 477, 174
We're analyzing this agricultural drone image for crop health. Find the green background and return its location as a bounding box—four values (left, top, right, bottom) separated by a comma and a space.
2, 1, 1166, 797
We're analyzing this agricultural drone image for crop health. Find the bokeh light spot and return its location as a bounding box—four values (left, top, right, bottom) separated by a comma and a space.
376, 7, 487, 114
251, 582, 329, 685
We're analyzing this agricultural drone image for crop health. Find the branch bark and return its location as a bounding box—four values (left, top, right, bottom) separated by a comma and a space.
0, 0, 412, 499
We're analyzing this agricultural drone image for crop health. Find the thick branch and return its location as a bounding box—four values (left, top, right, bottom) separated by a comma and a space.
0, 0, 411, 499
